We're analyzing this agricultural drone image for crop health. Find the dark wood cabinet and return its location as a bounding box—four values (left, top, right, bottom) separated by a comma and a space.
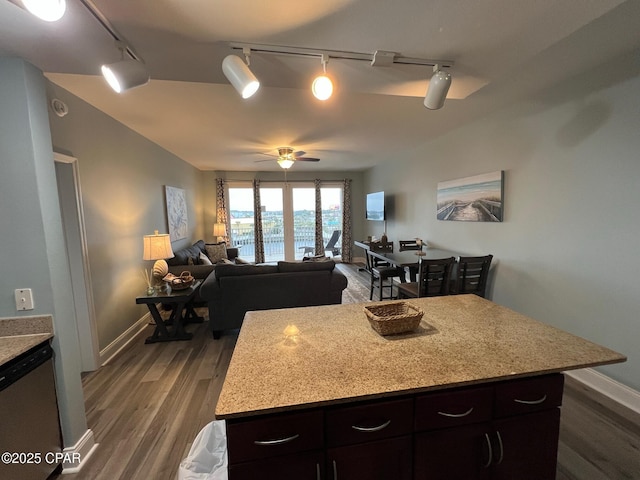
328, 435, 413, 480
226, 374, 564, 480
413, 374, 564, 480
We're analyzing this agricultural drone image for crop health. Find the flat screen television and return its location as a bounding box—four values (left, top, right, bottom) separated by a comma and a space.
366, 191, 385, 221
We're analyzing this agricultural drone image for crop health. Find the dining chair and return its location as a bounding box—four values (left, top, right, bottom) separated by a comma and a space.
367, 250, 404, 301
397, 257, 455, 299
398, 239, 422, 280
452, 255, 493, 298
398, 240, 421, 251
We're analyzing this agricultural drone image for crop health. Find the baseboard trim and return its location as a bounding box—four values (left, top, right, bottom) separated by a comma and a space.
99, 312, 150, 365
61, 429, 98, 474
566, 368, 640, 415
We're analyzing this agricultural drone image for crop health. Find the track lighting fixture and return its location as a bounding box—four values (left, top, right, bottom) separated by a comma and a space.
101, 42, 149, 93
312, 54, 333, 101
222, 48, 260, 99
227, 42, 454, 108
20, 0, 66, 21
424, 65, 452, 110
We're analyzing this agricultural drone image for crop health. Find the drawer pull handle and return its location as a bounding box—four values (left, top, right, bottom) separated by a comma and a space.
482, 433, 493, 468
514, 394, 547, 405
351, 420, 391, 432
437, 407, 474, 418
494, 430, 504, 465
333, 459, 338, 479
253, 433, 300, 446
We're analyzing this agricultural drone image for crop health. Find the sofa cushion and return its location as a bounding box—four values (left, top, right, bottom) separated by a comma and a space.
199, 252, 213, 265
277, 259, 335, 273
167, 240, 204, 266
205, 242, 228, 263
215, 263, 279, 278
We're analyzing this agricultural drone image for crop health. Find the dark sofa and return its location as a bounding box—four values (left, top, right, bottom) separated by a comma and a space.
200, 259, 348, 338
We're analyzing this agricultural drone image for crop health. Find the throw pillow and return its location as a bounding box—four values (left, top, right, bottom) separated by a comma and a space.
199, 252, 213, 265
205, 242, 228, 263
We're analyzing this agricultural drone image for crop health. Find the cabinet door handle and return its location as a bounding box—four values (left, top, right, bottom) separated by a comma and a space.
351, 419, 391, 432
514, 394, 547, 405
253, 433, 300, 446
316, 463, 321, 480
437, 407, 474, 418
333, 459, 338, 480
482, 433, 493, 468
494, 430, 504, 465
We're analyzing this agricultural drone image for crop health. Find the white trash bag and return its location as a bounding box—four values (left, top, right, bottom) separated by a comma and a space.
177, 420, 228, 480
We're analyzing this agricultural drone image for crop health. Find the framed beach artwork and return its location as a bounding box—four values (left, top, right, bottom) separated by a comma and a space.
437, 171, 504, 222
165, 186, 188, 241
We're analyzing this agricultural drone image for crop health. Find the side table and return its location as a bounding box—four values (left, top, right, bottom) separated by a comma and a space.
136, 280, 203, 344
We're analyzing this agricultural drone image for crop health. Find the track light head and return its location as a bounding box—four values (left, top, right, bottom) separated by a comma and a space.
101, 59, 150, 93
424, 66, 452, 110
21, 0, 66, 22
312, 54, 333, 101
222, 54, 260, 99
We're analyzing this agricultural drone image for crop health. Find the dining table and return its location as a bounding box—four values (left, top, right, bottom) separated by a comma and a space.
354, 240, 466, 282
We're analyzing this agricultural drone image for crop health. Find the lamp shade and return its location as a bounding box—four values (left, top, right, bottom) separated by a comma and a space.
424, 70, 452, 110
222, 55, 260, 99
143, 232, 174, 261
101, 59, 150, 93
213, 223, 227, 238
277, 158, 295, 169
21, 0, 66, 21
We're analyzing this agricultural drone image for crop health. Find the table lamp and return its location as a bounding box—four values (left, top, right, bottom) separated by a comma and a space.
213, 223, 227, 243
143, 230, 175, 288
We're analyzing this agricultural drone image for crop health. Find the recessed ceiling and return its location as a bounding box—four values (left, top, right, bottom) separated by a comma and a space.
2, 0, 638, 171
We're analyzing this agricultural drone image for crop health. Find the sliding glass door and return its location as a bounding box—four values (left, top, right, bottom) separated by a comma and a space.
227, 183, 343, 263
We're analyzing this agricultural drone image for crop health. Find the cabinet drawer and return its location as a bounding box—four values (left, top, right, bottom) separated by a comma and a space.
228, 450, 324, 480
227, 410, 324, 463
326, 398, 413, 447
494, 374, 564, 418
415, 386, 493, 431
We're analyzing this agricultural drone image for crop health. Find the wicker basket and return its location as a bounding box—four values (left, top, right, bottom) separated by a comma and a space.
364, 302, 424, 336
169, 271, 194, 290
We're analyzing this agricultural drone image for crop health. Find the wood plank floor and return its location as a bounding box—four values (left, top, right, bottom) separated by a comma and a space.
52, 263, 640, 479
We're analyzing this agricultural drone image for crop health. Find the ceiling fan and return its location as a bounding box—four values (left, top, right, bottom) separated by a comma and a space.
255, 147, 320, 169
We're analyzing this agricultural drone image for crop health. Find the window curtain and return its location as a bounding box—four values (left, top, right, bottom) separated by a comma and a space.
314, 179, 324, 255
216, 178, 229, 245
253, 179, 265, 264
341, 179, 353, 263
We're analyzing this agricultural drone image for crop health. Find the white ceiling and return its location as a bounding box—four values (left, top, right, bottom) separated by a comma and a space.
1, 0, 639, 171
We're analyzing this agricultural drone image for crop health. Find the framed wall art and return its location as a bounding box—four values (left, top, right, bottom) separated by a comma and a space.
165, 186, 188, 241
437, 171, 504, 222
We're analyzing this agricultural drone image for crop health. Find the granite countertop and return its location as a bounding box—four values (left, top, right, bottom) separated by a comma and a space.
215, 295, 626, 419
0, 316, 54, 366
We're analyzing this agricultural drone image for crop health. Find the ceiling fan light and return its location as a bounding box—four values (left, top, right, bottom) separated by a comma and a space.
312, 75, 333, 101
222, 55, 260, 99
101, 59, 149, 93
21, 0, 66, 21
277, 159, 295, 169
424, 69, 452, 110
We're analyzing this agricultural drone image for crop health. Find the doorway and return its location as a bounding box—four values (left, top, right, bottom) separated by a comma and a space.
54, 153, 100, 372
227, 182, 343, 262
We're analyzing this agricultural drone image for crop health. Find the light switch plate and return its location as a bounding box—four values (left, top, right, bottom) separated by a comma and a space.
15, 288, 34, 311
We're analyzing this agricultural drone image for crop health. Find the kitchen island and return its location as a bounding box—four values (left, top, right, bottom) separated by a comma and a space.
216, 295, 626, 479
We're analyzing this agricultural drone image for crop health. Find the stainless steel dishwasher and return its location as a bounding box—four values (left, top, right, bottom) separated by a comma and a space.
0, 341, 63, 480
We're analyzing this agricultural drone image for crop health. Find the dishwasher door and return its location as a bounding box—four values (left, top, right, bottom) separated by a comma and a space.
0, 346, 63, 480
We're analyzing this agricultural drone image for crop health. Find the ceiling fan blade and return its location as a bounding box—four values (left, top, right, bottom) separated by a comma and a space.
296, 157, 320, 162
254, 158, 275, 163
294, 150, 306, 157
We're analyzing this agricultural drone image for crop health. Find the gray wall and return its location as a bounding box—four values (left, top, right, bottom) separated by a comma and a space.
0, 58, 87, 447
363, 56, 640, 391
47, 82, 205, 350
